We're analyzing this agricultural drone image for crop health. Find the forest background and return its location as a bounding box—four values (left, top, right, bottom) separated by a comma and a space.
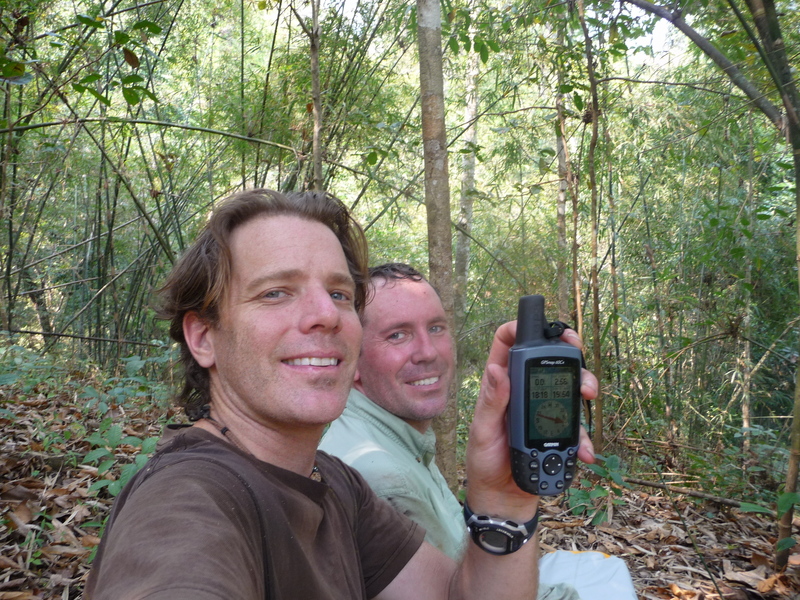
1, 0, 800, 597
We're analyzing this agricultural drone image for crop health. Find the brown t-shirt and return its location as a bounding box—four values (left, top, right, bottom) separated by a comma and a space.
84, 426, 425, 600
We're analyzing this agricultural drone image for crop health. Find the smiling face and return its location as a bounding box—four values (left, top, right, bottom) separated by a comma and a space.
354, 277, 455, 433
187, 214, 363, 432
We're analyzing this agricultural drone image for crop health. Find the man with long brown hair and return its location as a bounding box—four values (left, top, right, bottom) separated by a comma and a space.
85, 188, 595, 600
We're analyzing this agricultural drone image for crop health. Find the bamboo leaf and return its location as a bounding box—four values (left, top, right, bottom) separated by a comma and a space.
448, 36, 459, 55
132, 20, 162, 34
76, 14, 104, 28
738, 502, 772, 515
84, 447, 111, 463
135, 86, 158, 102
777, 537, 797, 552
777, 492, 800, 517
85, 87, 111, 106
121, 74, 144, 85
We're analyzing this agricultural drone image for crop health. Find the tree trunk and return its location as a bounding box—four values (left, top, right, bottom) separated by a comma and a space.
453, 46, 479, 494
578, 0, 604, 450
606, 128, 622, 390
23, 269, 52, 342
454, 44, 479, 335
555, 27, 572, 324
417, 0, 457, 491
292, 1, 323, 191
310, 0, 322, 191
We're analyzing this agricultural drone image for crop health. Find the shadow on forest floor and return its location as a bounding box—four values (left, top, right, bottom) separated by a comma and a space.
2, 387, 800, 599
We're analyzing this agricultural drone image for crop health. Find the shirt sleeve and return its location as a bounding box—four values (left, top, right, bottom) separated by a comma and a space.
328, 457, 426, 598
332, 444, 465, 560
86, 459, 265, 600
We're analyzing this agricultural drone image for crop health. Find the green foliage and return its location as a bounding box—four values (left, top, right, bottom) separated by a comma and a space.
777, 537, 796, 552
677, 425, 789, 505
777, 492, 800, 518
568, 455, 630, 525
85, 416, 157, 497
0, 338, 176, 497
456, 372, 481, 463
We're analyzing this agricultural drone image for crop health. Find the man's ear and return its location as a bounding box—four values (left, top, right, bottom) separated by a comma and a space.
353, 367, 364, 393
183, 311, 216, 368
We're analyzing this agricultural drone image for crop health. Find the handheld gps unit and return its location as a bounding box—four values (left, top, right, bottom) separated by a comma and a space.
508, 295, 582, 496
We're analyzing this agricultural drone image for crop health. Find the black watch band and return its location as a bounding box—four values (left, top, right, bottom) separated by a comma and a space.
463, 500, 539, 555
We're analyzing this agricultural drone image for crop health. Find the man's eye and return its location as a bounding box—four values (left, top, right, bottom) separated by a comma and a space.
388, 331, 407, 341
430, 325, 445, 334
331, 291, 352, 302
263, 290, 287, 299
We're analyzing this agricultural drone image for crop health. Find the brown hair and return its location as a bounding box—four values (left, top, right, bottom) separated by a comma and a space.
368, 262, 426, 284
157, 188, 369, 419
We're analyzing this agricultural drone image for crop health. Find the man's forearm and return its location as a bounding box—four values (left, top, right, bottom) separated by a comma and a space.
449, 503, 539, 600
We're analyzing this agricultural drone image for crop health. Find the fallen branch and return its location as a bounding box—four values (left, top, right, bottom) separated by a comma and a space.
622, 477, 771, 514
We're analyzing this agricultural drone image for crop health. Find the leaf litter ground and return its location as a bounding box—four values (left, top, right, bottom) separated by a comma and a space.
2, 388, 800, 599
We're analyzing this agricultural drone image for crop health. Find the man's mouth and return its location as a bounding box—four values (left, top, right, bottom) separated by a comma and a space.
284, 357, 340, 366
409, 376, 439, 386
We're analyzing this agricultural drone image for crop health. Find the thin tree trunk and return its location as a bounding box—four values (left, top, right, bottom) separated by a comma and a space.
417, 0, 457, 491
571, 178, 583, 338
292, 1, 323, 191
310, 0, 322, 190
454, 45, 479, 334
453, 45, 479, 492
606, 126, 621, 391
642, 198, 677, 453
578, 0, 604, 450
22, 269, 52, 341
555, 27, 572, 324
742, 115, 756, 455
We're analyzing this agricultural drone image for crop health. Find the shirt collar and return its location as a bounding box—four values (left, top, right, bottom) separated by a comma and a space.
345, 388, 437, 466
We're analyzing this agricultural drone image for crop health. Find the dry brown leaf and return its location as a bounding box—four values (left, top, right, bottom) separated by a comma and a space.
6, 508, 31, 532
669, 582, 700, 598
0, 484, 38, 502
0, 555, 19, 569
750, 553, 770, 568
756, 574, 780, 593
39, 545, 90, 558
81, 534, 101, 547
722, 560, 769, 588
11, 501, 33, 525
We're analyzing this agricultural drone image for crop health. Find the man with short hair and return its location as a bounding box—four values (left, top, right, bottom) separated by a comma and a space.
85, 190, 594, 600
321, 263, 633, 599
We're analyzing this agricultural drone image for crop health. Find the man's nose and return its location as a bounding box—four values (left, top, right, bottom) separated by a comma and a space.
299, 289, 342, 333
411, 332, 438, 363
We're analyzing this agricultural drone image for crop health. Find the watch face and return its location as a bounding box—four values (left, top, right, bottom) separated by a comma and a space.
534, 399, 569, 437
477, 529, 511, 554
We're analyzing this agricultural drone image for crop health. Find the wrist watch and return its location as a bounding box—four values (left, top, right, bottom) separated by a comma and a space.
463, 500, 539, 555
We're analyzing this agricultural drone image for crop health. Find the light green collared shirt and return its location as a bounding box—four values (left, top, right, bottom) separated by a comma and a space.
320, 388, 466, 559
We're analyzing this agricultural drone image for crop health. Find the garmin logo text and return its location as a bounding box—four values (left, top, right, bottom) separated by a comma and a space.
543, 442, 559, 448
541, 359, 565, 365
